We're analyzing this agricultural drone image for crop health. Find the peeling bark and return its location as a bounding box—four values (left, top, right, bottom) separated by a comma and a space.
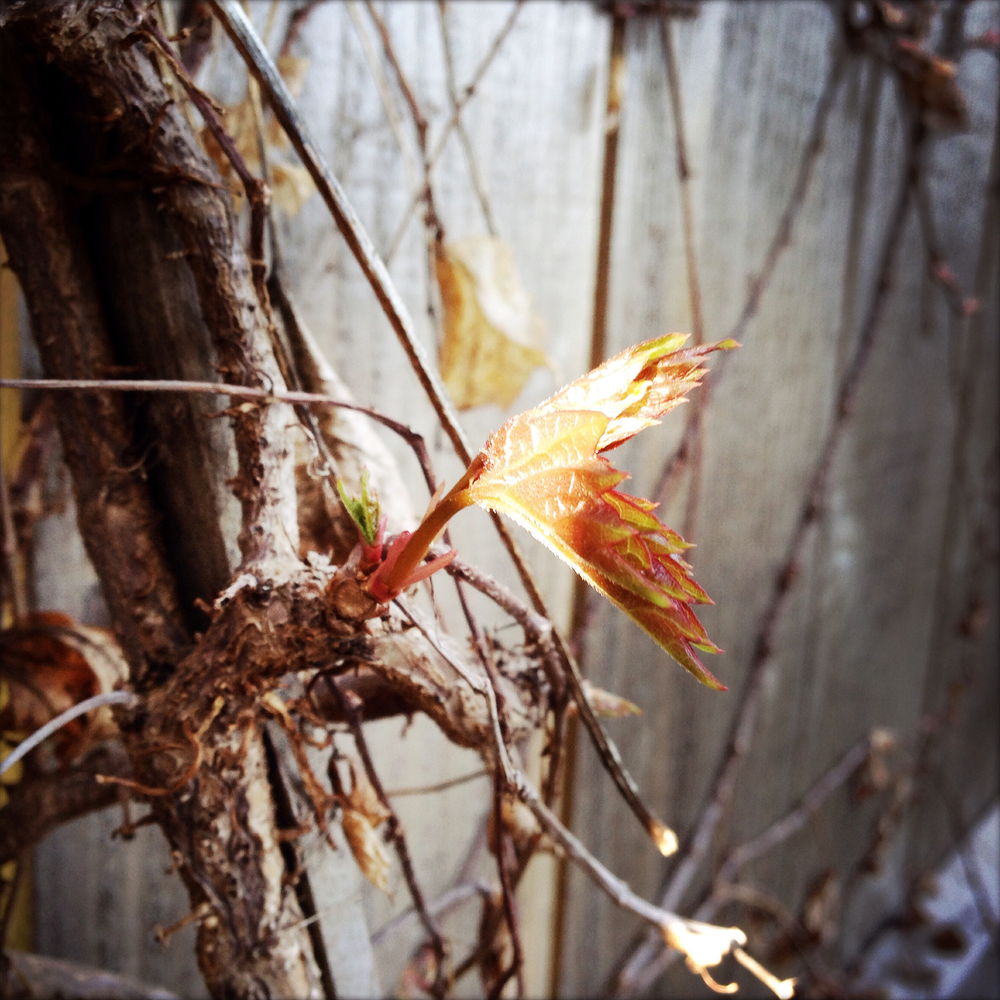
0, 10, 189, 681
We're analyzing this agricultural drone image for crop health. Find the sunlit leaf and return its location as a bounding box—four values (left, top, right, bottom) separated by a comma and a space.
436, 236, 549, 410
464, 335, 736, 689
366, 334, 736, 689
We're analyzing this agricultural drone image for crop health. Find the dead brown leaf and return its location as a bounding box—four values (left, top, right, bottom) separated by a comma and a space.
580, 679, 642, 719
435, 236, 550, 410
334, 756, 393, 893
0, 611, 128, 770
341, 807, 392, 893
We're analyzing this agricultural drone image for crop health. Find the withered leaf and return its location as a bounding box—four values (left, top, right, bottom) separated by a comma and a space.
436, 236, 549, 410
341, 807, 392, 893
0, 611, 128, 769
334, 756, 393, 893
580, 679, 642, 718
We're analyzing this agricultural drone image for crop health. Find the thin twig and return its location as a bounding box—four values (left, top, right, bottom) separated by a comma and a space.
475, 633, 525, 998
508, 757, 736, 945
279, 0, 322, 59
915, 171, 981, 322
359, 2, 451, 470
446, 555, 555, 640
385, 769, 489, 798
0, 376, 437, 490
489, 770, 525, 999
613, 100, 926, 1000
715, 734, 878, 887
141, 14, 271, 309
344, 0, 420, 195
383, 0, 524, 263
370, 880, 493, 946
363, 1, 428, 151
437, 0, 499, 237
446, 554, 679, 855
661, 15, 703, 348
660, 14, 706, 542
393, 596, 488, 695
327, 682, 450, 999
653, 41, 848, 505
1, 691, 139, 777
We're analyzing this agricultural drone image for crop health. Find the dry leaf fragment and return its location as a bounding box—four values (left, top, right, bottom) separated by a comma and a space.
0, 612, 128, 769
335, 756, 393, 892
436, 236, 550, 409
269, 161, 316, 215
275, 54, 309, 99
580, 679, 642, 718
341, 807, 392, 893
344, 757, 392, 829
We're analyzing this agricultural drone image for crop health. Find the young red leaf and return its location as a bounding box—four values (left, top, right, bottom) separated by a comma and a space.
366, 334, 736, 690
464, 335, 736, 689
540, 333, 738, 452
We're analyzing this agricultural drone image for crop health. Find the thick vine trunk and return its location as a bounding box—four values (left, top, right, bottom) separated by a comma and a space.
0, 4, 545, 995
0, 3, 321, 995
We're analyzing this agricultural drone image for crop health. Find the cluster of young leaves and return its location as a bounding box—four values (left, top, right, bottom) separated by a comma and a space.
343, 334, 737, 689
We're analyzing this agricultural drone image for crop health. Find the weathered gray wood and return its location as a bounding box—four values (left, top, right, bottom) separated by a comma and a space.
559, 2, 999, 997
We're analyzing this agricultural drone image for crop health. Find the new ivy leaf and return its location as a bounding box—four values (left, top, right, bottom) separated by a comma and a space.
370, 334, 737, 689
465, 334, 737, 690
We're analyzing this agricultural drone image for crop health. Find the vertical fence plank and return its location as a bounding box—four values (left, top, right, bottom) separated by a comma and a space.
557, 1, 998, 996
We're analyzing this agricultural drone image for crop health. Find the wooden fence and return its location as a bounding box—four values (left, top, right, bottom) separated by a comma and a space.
21, 1, 999, 997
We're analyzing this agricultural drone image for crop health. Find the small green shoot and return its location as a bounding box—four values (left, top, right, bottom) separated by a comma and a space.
336, 468, 381, 548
